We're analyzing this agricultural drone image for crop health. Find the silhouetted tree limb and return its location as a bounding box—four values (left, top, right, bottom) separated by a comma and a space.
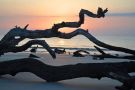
1, 27, 135, 57
0, 7, 134, 58
1, 40, 56, 58
0, 7, 108, 57
0, 58, 135, 90
94, 46, 106, 55
0, 7, 135, 90
51, 7, 108, 33
58, 29, 135, 55
18, 40, 54, 57
73, 50, 90, 57
93, 46, 135, 60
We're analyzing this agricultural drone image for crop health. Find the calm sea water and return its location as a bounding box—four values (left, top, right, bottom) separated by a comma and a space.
45, 35, 135, 49
0, 35, 134, 50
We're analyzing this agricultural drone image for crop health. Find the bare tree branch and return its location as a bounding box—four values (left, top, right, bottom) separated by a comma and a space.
0, 7, 134, 57
58, 29, 135, 55
0, 8, 109, 57
0, 40, 56, 58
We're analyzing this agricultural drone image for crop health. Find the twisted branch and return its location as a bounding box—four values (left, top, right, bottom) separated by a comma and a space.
0, 7, 134, 57
0, 8, 108, 57
58, 29, 135, 55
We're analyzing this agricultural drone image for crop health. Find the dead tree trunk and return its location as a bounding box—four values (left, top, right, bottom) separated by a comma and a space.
0, 8, 134, 57
0, 58, 135, 90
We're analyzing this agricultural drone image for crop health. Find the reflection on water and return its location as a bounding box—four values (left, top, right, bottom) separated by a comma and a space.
18, 35, 94, 48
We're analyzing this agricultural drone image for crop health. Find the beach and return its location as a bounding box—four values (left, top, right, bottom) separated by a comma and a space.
0, 0, 135, 90
0, 52, 129, 90
0, 15, 134, 90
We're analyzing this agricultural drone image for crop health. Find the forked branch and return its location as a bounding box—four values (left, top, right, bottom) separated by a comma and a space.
0, 7, 134, 57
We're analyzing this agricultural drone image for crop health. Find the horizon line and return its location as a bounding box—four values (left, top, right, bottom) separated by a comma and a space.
0, 12, 135, 17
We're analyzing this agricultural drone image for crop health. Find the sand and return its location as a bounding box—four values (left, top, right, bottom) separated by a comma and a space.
0, 52, 128, 90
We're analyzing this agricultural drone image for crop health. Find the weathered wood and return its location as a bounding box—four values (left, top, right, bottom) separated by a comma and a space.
58, 29, 135, 55
0, 7, 135, 90
29, 54, 39, 58
1, 7, 134, 57
94, 46, 106, 55
0, 8, 110, 57
0, 40, 56, 58
1, 28, 135, 57
92, 54, 135, 60
73, 50, 90, 57
92, 46, 135, 60
0, 58, 135, 89
107, 72, 135, 90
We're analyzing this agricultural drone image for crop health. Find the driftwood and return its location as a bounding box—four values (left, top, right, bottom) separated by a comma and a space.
73, 50, 90, 57
29, 54, 39, 58
0, 7, 108, 57
92, 53, 135, 60
93, 46, 135, 60
0, 7, 135, 90
0, 40, 56, 58
30, 45, 38, 53
0, 58, 135, 90
54, 48, 66, 54
0, 7, 134, 58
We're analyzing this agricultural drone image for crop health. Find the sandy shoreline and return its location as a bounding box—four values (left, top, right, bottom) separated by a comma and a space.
0, 52, 130, 90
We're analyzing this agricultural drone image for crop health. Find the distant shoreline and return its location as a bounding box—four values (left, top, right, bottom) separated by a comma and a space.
24, 46, 129, 56
29, 46, 109, 51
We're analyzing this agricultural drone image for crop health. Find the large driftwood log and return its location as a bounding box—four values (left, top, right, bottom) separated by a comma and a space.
0, 8, 106, 55
0, 7, 135, 90
0, 7, 134, 58
0, 58, 135, 90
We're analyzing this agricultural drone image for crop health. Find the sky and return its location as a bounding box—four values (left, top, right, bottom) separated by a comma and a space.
0, 0, 135, 16
0, 0, 135, 36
